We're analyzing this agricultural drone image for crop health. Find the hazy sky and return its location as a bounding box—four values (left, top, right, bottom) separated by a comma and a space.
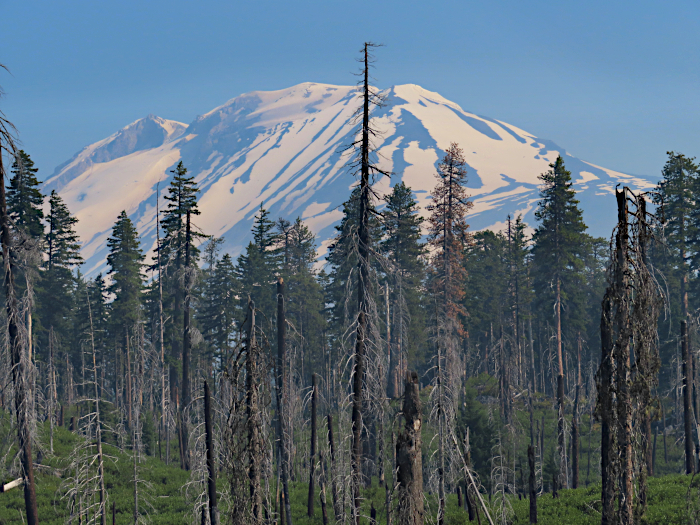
1, 0, 698, 180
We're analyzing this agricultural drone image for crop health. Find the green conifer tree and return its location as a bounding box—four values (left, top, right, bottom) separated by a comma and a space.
158, 161, 204, 399
106, 210, 145, 342
36, 190, 82, 358
9, 150, 44, 240
198, 238, 237, 366
380, 181, 426, 387
235, 203, 281, 325
282, 218, 326, 385
531, 155, 589, 490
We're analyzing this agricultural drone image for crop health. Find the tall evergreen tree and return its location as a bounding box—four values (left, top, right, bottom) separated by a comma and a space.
9, 150, 44, 240
425, 142, 473, 523
380, 181, 426, 389
280, 218, 326, 385
106, 210, 145, 341
531, 155, 589, 490
426, 143, 472, 336
158, 161, 203, 399
235, 203, 281, 325
198, 238, 237, 366
36, 190, 82, 358
463, 229, 508, 369
656, 152, 699, 321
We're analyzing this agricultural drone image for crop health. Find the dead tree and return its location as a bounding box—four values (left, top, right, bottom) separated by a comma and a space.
204, 380, 219, 525
181, 209, 193, 471
682, 321, 694, 474
276, 278, 293, 525
346, 42, 389, 524
396, 371, 424, 525
156, 182, 170, 467
327, 414, 341, 522
245, 299, 264, 523
597, 188, 662, 525
0, 142, 38, 524
571, 337, 581, 489
528, 445, 537, 524
308, 373, 318, 517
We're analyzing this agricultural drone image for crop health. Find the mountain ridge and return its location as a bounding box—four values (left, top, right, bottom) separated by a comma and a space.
43, 82, 656, 277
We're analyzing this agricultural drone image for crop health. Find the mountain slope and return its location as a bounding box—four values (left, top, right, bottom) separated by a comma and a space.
44, 82, 655, 276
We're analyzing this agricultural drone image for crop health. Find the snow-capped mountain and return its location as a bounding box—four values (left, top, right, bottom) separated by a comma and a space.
44, 82, 655, 277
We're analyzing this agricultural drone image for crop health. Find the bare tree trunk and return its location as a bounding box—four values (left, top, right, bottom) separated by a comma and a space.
246, 300, 263, 522
133, 425, 139, 525
156, 183, 169, 467
320, 451, 329, 525
683, 320, 694, 474
126, 330, 133, 431
571, 384, 579, 489
181, 210, 192, 471
308, 374, 318, 517
600, 296, 614, 524
437, 337, 446, 525
49, 327, 56, 454
87, 289, 107, 525
327, 414, 341, 522
396, 371, 424, 525
528, 444, 537, 524
276, 279, 293, 525
555, 278, 566, 490
204, 380, 219, 525
0, 152, 38, 525
352, 42, 374, 525
661, 402, 668, 464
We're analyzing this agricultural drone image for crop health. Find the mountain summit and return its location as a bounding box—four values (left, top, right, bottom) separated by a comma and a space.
44, 82, 654, 276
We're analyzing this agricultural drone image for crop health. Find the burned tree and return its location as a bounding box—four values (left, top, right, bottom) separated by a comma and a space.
597, 188, 662, 525
0, 96, 38, 525
276, 278, 293, 525
396, 371, 424, 525
345, 41, 390, 524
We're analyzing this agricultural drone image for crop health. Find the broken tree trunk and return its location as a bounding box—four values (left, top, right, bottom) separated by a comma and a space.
528, 444, 537, 524
396, 371, 424, 525
327, 414, 341, 523
204, 380, 219, 525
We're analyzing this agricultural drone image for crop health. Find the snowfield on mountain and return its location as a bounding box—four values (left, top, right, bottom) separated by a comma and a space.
43, 82, 655, 275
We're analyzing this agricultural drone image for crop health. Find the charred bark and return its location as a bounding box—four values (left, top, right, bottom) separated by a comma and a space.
528, 444, 537, 524
396, 371, 424, 525
204, 380, 219, 525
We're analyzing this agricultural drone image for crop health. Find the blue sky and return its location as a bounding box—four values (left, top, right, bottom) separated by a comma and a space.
1, 0, 698, 180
